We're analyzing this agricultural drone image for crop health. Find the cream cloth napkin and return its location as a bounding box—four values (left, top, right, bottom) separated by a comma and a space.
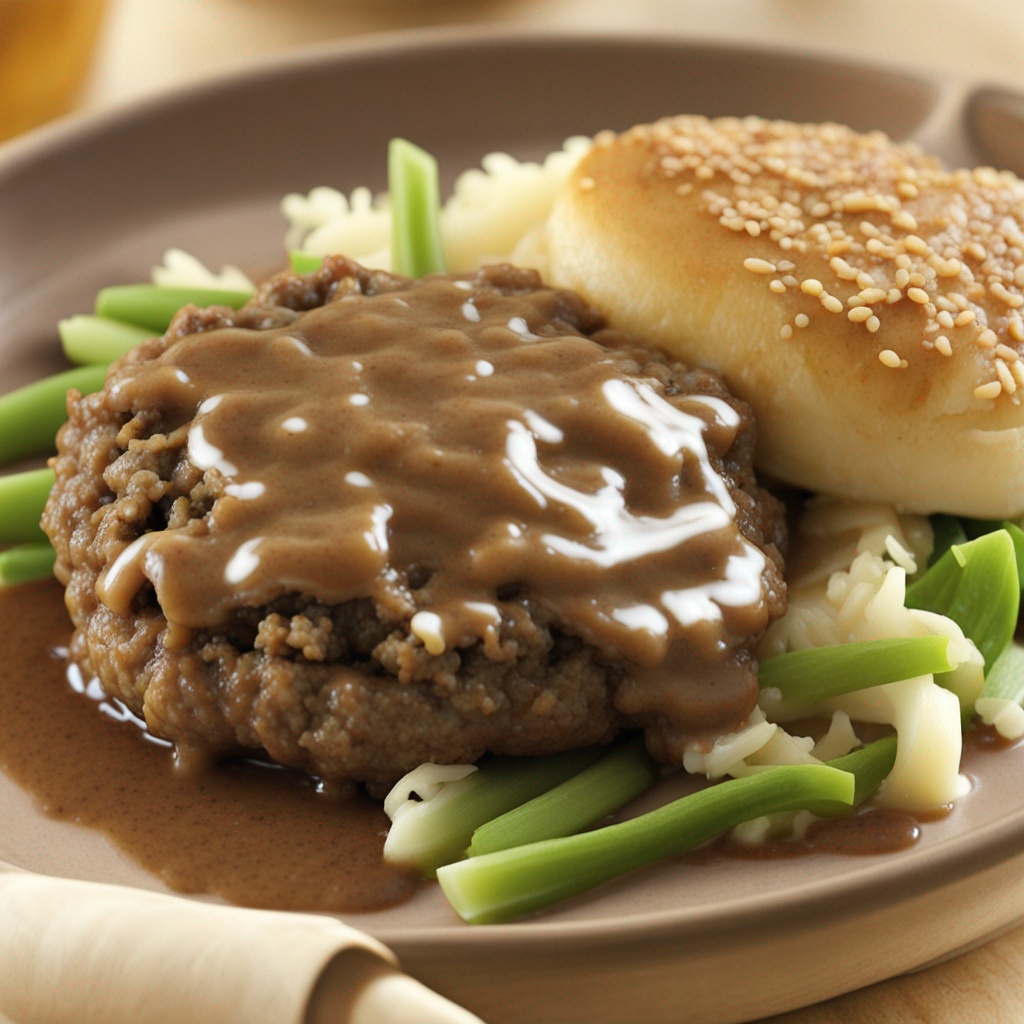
0, 863, 483, 1024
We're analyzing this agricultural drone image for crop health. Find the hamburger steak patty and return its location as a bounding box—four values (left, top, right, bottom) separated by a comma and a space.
43, 257, 786, 791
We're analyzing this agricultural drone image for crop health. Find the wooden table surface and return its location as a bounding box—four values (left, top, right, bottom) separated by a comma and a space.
21, 1, 1024, 1021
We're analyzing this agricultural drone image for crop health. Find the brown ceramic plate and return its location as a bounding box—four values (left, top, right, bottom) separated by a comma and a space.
3, 29, 1024, 1024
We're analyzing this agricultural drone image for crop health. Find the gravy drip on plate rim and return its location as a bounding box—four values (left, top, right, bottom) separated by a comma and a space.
96, 271, 774, 733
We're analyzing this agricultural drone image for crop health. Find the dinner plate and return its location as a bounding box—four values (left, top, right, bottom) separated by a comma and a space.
3, 28, 1024, 1024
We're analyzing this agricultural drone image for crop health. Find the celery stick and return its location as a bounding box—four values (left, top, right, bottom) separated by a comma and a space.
467, 735, 658, 858
978, 642, 1024, 704
289, 251, 324, 274
826, 735, 898, 806
0, 364, 107, 465
928, 515, 967, 567
0, 468, 55, 543
0, 542, 55, 586
905, 530, 1019, 672
95, 285, 253, 333
383, 747, 603, 877
437, 765, 854, 924
388, 138, 446, 278
59, 315, 152, 365
1001, 522, 1024, 592
759, 635, 953, 704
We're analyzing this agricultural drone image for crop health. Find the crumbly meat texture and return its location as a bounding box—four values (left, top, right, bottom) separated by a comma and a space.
44, 257, 786, 791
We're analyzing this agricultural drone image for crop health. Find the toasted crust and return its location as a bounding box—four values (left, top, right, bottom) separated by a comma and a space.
543, 116, 1024, 517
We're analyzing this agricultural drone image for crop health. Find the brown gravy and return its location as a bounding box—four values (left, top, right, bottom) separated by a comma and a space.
2, 580, 1007, 910
0, 579, 417, 912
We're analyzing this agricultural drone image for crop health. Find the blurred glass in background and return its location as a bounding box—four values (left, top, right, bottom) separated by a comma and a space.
0, 0, 107, 141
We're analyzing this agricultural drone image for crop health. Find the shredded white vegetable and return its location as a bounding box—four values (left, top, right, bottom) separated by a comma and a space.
151, 248, 254, 291
281, 136, 593, 275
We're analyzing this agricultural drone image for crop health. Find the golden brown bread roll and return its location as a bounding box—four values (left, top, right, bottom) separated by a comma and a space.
542, 116, 1024, 517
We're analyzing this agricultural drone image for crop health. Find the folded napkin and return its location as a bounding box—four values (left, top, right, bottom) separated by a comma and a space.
0, 863, 483, 1024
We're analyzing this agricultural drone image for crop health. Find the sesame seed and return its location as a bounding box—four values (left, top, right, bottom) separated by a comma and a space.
879, 349, 903, 368
992, 281, 1024, 308
745, 220, 762, 237
743, 257, 776, 274
1013, 360, 1024, 388
935, 335, 953, 356
978, 328, 998, 348
907, 287, 929, 304
996, 343, 1019, 361
904, 234, 930, 255
795, 313, 809, 327
955, 309, 976, 327
1010, 317, 1024, 342
886, 288, 902, 304
801, 278, 824, 296
821, 293, 844, 314
769, 279, 786, 293
975, 380, 1003, 400
892, 211, 918, 231
848, 306, 873, 322
830, 256, 859, 280
937, 310, 955, 329
780, 324, 794, 340
866, 315, 881, 333
997, 359, 1018, 394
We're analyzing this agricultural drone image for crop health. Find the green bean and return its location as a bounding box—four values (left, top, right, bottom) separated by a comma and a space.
0, 468, 54, 543
437, 765, 854, 924
388, 138, 446, 277
0, 364, 107, 465
289, 251, 324, 274
383, 747, 603, 877
0, 542, 55, 586
759, 635, 954, 705
95, 285, 253, 333
467, 735, 658, 858
58, 315, 152, 365
906, 529, 1020, 673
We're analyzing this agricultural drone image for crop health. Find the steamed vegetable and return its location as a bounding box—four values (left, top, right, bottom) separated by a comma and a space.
382, 748, 603, 877
388, 137, 446, 277
437, 764, 855, 924
0, 364, 107, 466
467, 735, 658, 858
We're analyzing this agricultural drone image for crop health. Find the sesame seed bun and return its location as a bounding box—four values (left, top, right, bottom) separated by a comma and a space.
542, 116, 1024, 518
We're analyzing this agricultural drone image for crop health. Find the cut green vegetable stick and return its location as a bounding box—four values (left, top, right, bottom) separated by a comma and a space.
289, 251, 324, 275
95, 285, 253, 333
388, 137, 446, 278
58, 314, 152, 365
928, 515, 968, 568
383, 747, 603, 877
758, 635, 954, 704
978, 642, 1024, 704
826, 735, 898, 807
0, 467, 55, 543
437, 764, 855, 924
467, 735, 659, 858
0, 364, 108, 465
906, 529, 1020, 673
1001, 521, 1024, 593
0, 542, 55, 586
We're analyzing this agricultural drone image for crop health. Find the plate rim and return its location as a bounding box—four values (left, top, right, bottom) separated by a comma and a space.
4, 25, 1024, 956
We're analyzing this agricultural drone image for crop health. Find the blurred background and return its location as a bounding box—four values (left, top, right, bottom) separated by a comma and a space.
2, 0, 1024, 143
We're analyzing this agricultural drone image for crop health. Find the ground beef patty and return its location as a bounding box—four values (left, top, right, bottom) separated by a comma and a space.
44, 257, 786, 791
